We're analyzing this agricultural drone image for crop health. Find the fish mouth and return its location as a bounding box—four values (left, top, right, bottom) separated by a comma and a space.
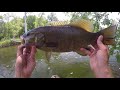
20, 35, 25, 44
20, 34, 36, 46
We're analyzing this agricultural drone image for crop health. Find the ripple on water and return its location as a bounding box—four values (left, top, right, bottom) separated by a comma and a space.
70, 72, 73, 74
48, 67, 50, 70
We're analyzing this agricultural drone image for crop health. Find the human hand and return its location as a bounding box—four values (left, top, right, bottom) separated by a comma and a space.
80, 35, 113, 78
15, 45, 37, 78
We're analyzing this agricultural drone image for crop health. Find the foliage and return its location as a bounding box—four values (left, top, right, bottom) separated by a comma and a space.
0, 39, 19, 47
47, 12, 58, 21
35, 13, 48, 28
0, 15, 6, 40
7, 17, 24, 38
26, 15, 36, 30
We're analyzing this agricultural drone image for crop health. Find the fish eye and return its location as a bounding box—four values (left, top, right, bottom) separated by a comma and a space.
27, 33, 30, 36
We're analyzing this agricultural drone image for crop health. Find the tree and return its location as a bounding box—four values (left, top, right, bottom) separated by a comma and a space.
0, 16, 6, 40
3, 17, 23, 39
2, 13, 17, 39
26, 15, 36, 30
65, 12, 112, 32
9, 17, 24, 38
3, 13, 14, 22
65, 12, 91, 22
35, 13, 48, 28
47, 13, 58, 21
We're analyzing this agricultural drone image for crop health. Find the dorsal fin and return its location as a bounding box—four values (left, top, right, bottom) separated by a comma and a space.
49, 21, 69, 26
69, 19, 94, 32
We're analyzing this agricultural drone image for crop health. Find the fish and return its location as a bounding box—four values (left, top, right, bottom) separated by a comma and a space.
20, 19, 117, 61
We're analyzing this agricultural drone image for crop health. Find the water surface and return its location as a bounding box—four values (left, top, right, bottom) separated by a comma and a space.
0, 46, 120, 78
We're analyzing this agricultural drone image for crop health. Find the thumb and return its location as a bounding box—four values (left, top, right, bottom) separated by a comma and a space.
97, 35, 105, 49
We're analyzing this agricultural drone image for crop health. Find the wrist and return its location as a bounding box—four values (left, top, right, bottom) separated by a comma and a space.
15, 72, 31, 78
92, 66, 113, 78
15, 75, 31, 78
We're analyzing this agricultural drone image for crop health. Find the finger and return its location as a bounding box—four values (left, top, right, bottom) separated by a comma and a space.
80, 48, 91, 56
87, 45, 97, 56
23, 48, 27, 55
88, 44, 95, 51
90, 48, 95, 53
97, 35, 107, 50
30, 46, 37, 59
17, 45, 25, 57
27, 46, 37, 70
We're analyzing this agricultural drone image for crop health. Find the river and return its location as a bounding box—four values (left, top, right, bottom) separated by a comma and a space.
0, 45, 120, 78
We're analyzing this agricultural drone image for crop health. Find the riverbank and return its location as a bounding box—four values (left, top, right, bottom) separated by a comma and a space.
0, 39, 21, 48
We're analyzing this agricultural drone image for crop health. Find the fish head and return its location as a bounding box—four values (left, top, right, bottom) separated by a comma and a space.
20, 31, 36, 46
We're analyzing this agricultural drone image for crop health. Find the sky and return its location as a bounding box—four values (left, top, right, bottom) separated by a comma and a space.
0, 12, 119, 22
0, 12, 70, 21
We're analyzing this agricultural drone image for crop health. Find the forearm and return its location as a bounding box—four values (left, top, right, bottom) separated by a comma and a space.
15, 68, 31, 78
15, 66, 22, 78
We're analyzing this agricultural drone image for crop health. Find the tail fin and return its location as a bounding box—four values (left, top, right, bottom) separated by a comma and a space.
99, 25, 117, 45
